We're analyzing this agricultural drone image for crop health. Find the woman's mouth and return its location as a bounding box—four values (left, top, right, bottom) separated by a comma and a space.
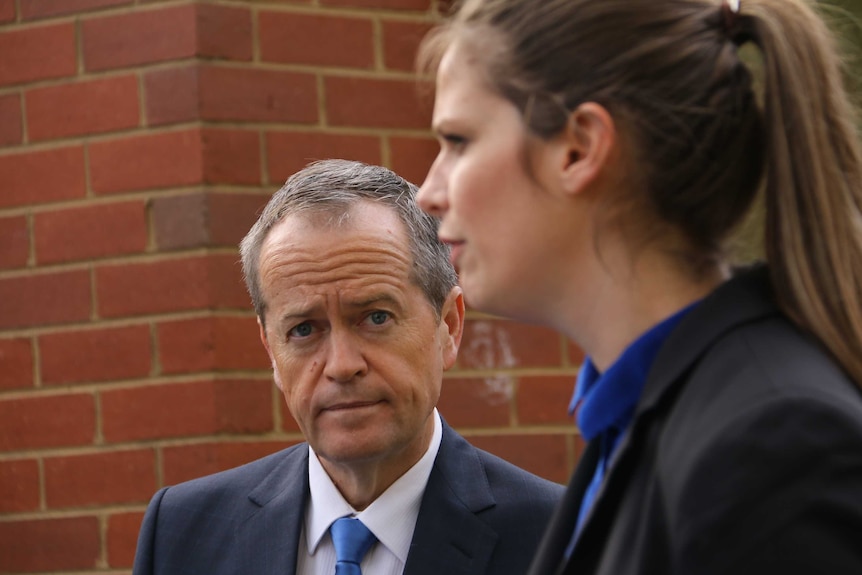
441, 238, 464, 268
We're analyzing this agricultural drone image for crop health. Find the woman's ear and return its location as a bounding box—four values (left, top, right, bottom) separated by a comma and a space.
557, 102, 617, 196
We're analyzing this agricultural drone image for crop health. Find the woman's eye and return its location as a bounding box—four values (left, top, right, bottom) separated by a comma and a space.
442, 133, 467, 150
289, 322, 313, 338
368, 311, 391, 325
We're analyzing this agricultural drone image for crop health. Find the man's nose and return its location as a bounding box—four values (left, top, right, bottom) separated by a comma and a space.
323, 329, 368, 383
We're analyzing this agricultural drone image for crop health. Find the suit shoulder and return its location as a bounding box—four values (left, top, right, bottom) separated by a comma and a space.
158, 443, 307, 504
686, 314, 862, 414
437, 423, 564, 504
474, 445, 565, 501
657, 314, 862, 507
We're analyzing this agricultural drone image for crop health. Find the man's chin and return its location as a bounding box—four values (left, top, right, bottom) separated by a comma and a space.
313, 434, 392, 467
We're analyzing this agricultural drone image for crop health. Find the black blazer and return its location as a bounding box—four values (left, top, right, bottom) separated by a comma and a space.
134, 421, 563, 575
529, 266, 862, 575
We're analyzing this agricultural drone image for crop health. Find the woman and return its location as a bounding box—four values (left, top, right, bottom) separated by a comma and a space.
416, 0, 862, 574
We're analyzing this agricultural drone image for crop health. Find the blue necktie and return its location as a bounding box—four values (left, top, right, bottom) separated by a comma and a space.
330, 517, 377, 575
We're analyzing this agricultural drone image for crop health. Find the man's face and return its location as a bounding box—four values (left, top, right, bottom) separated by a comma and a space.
257, 201, 463, 474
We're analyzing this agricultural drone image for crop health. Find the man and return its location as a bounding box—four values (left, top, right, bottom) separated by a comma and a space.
133, 160, 563, 575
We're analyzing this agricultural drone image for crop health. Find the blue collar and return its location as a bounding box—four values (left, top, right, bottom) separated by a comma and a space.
569, 301, 699, 441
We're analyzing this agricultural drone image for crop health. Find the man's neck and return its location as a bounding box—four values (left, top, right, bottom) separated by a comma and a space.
316, 414, 437, 510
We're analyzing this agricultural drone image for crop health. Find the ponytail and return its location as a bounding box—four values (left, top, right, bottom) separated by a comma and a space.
746, 0, 862, 385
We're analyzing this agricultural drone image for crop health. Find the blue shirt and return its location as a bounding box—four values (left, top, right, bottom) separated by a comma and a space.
566, 301, 699, 553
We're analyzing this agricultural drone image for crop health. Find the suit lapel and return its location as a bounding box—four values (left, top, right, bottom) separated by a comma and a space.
404, 423, 499, 575
638, 265, 778, 417
236, 444, 310, 575
527, 439, 600, 575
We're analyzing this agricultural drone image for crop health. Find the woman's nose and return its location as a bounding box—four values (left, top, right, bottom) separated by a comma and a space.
417, 155, 448, 217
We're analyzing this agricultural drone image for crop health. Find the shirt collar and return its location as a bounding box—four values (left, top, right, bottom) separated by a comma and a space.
305, 409, 443, 564
569, 302, 699, 440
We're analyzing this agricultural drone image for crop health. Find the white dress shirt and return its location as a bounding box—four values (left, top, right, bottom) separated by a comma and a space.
296, 409, 443, 575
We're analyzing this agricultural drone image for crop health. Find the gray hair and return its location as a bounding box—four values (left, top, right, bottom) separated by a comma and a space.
240, 159, 458, 323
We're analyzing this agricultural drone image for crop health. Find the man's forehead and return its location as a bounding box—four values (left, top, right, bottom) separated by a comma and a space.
268, 267, 429, 324
265, 200, 406, 245
260, 219, 414, 293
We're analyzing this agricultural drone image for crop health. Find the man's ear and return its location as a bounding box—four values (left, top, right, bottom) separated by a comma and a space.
557, 102, 617, 196
258, 317, 283, 390
439, 286, 465, 370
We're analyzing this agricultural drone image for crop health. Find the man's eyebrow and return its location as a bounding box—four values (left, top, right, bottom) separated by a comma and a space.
276, 305, 319, 325
275, 294, 403, 323
345, 293, 402, 309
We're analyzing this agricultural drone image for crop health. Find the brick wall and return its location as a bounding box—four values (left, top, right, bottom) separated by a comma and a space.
0, 0, 582, 572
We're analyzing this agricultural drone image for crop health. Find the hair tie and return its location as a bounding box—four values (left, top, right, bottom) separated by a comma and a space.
721, 0, 743, 42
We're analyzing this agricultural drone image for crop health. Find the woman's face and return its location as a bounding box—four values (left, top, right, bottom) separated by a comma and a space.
418, 43, 578, 322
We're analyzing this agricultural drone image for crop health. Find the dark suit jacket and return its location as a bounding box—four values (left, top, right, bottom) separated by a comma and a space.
529, 266, 862, 575
134, 421, 563, 575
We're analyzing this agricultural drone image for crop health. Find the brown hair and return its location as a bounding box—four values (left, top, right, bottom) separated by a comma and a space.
420, 0, 862, 385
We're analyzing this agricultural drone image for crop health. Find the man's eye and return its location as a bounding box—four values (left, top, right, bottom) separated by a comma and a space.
368, 311, 390, 325
289, 322, 313, 338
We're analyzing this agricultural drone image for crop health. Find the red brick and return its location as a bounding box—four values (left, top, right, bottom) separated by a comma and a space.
145, 65, 200, 126
0, 214, 29, 269
266, 131, 381, 184
0, 0, 14, 22
0, 393, 95, 450
0, 145, 86, 209
150, 191, 268, 251
163, 440, 294, 485
26, 75, 140, 141
259, 11, 373, 68
108, 512, 145, 568
158, 316, 269, 374
389, 135, 437, 185
202, 127, 261, 185
0, 337, 34, 390
0, 93, 22, 146
40, 325, 151, 385
89, 128, 203, 194
82, 5, 196, 72
468, 433, 570, 483
206, 193, 270, 246
199, 65, 318, 123
326, 76, 431, 129
383, 20, 433, 71
45, 449, 156, 508
321, 0, 431, 9
0, 459, 40, 512
212, 254, 254, 309
34, 201, 147, 264
438, 376, 512, 428
517, 376, 577, 425
102, 379, 273, 442
21, 0, 131, 20
0, 23, 76, 87
96, 254, 248, 318
197, 3, 253, 61
459, 319, 563, 369
0, 517, 100, 572
0, 270, 90, 329
151, 191, 208, 250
